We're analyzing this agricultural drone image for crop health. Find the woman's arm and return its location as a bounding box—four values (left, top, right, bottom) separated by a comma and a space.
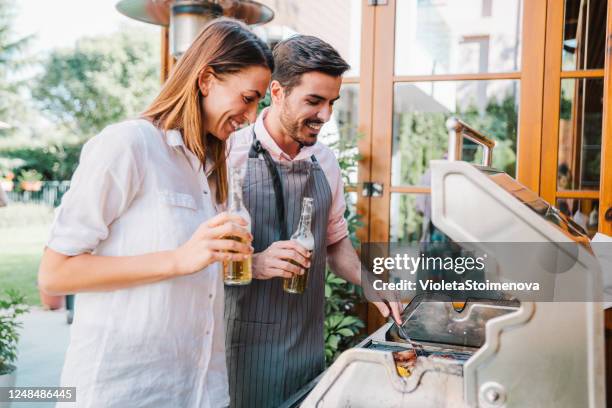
39, 249, 179, 295
39, 212, 253, 295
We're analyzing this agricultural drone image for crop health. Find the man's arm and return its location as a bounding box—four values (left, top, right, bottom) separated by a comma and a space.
327, 236, 360, 285
327, 236, 404, 323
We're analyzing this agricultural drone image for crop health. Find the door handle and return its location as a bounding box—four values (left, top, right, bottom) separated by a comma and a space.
362, 182, 383, 197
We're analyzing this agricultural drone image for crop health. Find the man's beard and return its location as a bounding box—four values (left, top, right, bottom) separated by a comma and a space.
279, 104, 322, 147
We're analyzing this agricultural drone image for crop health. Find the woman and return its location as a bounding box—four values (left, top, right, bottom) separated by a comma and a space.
38, 19, 273, 407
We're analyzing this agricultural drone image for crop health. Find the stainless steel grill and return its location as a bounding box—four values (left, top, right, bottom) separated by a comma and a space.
283, 118, 605, 408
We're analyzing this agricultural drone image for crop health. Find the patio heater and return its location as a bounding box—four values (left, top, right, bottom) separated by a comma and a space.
115, 0, 274, 58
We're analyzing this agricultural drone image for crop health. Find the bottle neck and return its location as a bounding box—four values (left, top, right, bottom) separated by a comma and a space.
229, 188, 243, 210
298, 214, 312, 233
228, 171, 244, 211
297, 200, 313, 235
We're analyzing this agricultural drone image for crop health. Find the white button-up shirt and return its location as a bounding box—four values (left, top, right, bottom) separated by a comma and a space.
48, 119, 229, 408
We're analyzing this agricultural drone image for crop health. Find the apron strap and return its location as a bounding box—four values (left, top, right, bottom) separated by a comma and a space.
248, 127, 289, 240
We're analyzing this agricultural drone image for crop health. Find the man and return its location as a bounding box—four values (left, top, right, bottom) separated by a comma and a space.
226, 35, 402, 408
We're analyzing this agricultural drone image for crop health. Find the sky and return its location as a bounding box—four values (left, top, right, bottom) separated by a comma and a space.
13, 0, 160, 53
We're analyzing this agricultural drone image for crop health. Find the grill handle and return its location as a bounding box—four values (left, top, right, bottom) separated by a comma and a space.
446, 117, 496, 167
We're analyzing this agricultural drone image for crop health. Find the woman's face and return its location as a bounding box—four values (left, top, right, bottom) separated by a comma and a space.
200, 65, 271, 140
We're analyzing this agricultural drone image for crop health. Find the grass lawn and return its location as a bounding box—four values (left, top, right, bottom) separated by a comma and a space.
0, 203, 54, 306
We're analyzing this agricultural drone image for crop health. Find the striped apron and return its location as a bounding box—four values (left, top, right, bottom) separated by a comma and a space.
224, 128, 332, 408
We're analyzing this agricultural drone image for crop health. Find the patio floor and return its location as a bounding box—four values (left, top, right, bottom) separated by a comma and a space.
14, 307, 70, 408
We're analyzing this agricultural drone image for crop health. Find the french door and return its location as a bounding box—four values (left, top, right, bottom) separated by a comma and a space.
355, 0, 612, 328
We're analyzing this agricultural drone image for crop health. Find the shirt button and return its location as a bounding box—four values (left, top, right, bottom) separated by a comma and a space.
209, 293, 213, 299
206, 330, 211, 335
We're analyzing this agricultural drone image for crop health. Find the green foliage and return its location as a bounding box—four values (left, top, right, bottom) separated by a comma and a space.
0, 0, 31, 75
395, 94, 518, 187
328, 127, 361, 183
0, 289, 29, 375
1, 27, 159, 180
323, 270, 365, 363
560, 84, 573, 120
0, 205, 55, 307
459, 94, 518, 176
34, 28, 160, 140
395, 194, 425, 243
392, 94, 518, 242
17, 169, 42, 183
0, 143, 82, 181
257, 90, 271, 113
0, 0, 34, 138
323, 311, 364, 362
323, 128, 366, 365
396, 111, 448, 187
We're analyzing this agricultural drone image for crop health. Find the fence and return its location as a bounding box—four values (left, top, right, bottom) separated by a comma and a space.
5, 181, 71, 207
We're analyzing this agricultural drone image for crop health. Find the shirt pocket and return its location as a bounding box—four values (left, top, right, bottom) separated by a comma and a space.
157, 190, 201, 247
226, 319, 281, 347
158, 190, 197, 210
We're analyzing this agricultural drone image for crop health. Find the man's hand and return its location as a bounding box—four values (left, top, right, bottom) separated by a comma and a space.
372, 300, 404, 325
252, 240, 311, 280
326, 237, 405, 324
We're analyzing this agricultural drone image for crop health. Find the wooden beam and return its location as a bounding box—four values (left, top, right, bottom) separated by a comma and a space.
556, 190, 600, 199
599, 0, 612, 235
560, 69, 605, 78
366, 0, 396, 333
517, 1, 547, 193
393, 72, 521, 83
388, 186, 431, 194
161, 27, 170, 83
356, 0, 376, 247
540, 0, 565, 204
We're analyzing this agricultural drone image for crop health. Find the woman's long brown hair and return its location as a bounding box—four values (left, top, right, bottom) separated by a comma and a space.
142, 18, 273, 203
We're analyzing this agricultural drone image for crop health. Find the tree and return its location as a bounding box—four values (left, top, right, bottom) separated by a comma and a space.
34, 28, 160, 140
0, 0, 33, 137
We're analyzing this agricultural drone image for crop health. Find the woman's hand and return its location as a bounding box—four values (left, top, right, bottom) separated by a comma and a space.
172, 212, 253, 276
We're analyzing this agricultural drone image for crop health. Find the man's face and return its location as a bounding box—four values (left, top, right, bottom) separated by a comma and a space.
276, 71, 342, 146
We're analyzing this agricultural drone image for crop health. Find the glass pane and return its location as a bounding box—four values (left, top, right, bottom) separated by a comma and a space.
562, 0, 607, 70
557, 78, 603, 190
321, 84, 360, 141
321, 84, 360, 185
256, 0, 361, 76
555, 198, 598, 238
390, 193, 453, 243
392, 80, 519, 186
390, 193, 426, 243
395, 0, 523, 75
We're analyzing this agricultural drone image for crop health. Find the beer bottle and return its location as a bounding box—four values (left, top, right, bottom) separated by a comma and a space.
283, 197, 315, 294
223, 167, 252, 285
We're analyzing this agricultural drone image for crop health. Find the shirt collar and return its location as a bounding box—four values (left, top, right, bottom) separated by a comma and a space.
165, 129, 185, 147
164, 128, 213, 175
255, 108, 316, 162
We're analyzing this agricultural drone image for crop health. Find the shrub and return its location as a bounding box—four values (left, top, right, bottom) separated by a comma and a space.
0, 289, 29, 375
0, 143, 82, 181
323, 130, 366, 365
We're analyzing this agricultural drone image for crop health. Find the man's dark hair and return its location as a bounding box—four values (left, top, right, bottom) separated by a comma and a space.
272, 35, 350, 94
